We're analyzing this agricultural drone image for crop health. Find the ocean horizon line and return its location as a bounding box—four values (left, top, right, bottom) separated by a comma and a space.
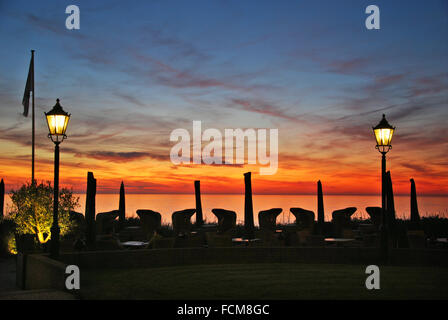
65, 192, 447, 197
3, 192, 447, 198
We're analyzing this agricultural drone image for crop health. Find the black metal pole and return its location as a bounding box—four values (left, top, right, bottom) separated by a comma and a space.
379, 152, 388, 262
50, 142, 60, 258
381, 153, 386, 210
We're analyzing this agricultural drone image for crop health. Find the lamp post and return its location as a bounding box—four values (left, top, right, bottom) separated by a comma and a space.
45, 99, 70, 259
373, 114, 395, 260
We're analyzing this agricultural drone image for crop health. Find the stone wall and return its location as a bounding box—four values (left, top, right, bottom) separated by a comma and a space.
21, 254, 67, 290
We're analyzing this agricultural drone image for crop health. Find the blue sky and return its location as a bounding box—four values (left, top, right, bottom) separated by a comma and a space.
0, 0, 447, 195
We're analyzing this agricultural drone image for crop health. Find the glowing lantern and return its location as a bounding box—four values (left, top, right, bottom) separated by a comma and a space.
45, 99, 70, 143
373, 114, 395, 153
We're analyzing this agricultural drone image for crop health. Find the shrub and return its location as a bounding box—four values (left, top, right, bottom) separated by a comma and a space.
8, 182, 79, 244
0, 218, 16, 256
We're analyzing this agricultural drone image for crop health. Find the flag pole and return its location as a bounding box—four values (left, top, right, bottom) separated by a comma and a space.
31, 49, 35, 184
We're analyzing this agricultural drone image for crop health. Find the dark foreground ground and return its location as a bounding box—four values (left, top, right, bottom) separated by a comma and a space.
79, 263, 448, 300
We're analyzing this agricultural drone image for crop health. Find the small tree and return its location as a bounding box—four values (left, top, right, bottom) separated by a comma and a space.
9, 182, 79, 244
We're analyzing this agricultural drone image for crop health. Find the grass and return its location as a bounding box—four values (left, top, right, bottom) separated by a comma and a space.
78, 263, 448, 300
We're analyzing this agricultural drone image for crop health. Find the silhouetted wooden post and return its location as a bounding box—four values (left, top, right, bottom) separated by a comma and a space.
194, 180, 203, 227
385, 171, 397, 248
85, 172, 96, 248
119, 181, 126, 230
0, 179, 4, 219
317, 180, 324, 233
244, 172, 255, 239
410, 178, 421, 228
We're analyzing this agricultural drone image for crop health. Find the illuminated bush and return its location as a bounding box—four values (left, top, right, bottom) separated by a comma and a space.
0, 218, 16, 255
7, 233, 17, 255
9, 182, 79, 244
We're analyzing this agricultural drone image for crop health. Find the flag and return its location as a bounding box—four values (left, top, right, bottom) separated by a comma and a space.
22, 53, 34, 117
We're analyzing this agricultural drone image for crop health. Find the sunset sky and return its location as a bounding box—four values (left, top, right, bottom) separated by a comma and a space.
0, 0, 447, 196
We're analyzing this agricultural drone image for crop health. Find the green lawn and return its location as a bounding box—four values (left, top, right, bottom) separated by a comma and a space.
79, 263, 448, 300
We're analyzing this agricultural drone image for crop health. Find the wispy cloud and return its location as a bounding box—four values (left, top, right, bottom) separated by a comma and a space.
230, 99, 301, 122
77, 151, 168, 163
327, 57, 370, 75
114, 92, 146, 107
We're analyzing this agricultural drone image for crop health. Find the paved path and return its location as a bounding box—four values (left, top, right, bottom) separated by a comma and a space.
0, 256, 76, 300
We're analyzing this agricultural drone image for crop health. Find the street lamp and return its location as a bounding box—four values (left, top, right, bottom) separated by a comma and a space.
373, 113, 395, 260
45, 99, 70, 258
373, 114, 395, 207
